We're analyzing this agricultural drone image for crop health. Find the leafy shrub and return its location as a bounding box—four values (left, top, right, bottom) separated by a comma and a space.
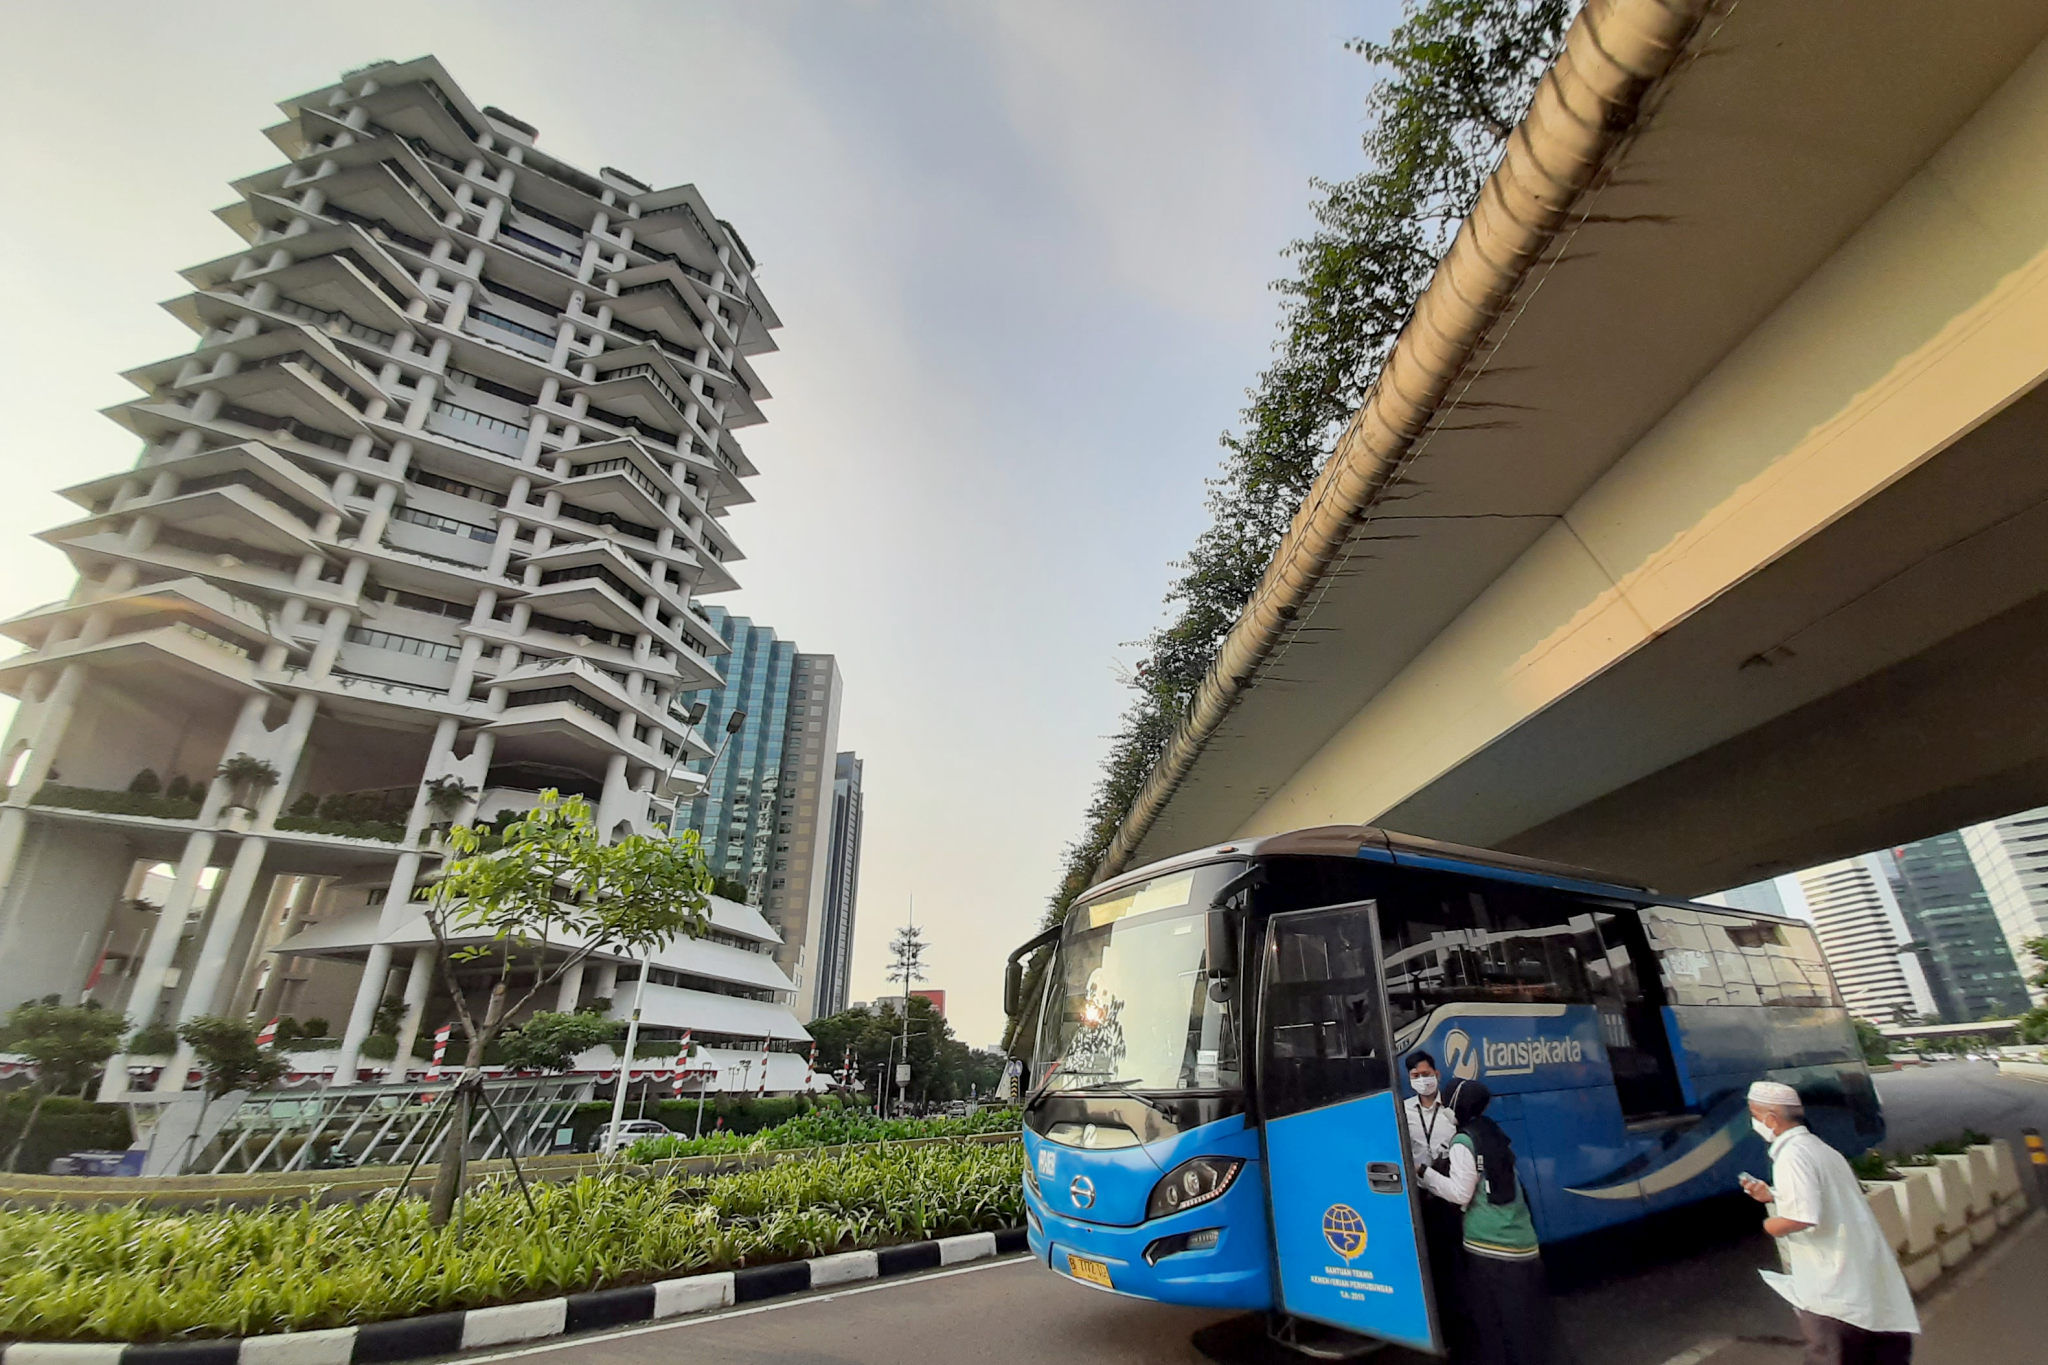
628, 1106, 1021, 1161
359, 1034, 398, 1060
126, 770, 161, 796
286, 793, 319, 818
1851, 1149, 1898, 1181
128, 1025, 177, 1055
164, 775, 195, 803
300, 1018, 330, 1039
30, 786, 199, 820
0, 1140, 1023, 1341
0, 1095, 131, 1174
275, 816, 406, 842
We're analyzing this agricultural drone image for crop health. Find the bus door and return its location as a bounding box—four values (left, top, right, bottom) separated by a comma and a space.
1256, 901, 1440, 1354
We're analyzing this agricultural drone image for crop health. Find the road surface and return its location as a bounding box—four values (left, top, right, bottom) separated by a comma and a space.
459, 1063, 2044, 1365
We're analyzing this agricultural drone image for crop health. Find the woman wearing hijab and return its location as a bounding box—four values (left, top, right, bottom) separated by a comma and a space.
1420, 1080, 1574, 1365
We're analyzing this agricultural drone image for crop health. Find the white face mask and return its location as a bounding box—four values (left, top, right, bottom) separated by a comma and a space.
1412, 1075, 1439, 1097
1752, 1117, 1776, 1142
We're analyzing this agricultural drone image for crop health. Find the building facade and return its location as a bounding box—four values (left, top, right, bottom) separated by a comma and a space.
1884, 834, 2031, 1021
814, 752, 863, 1018
677, 619, 843, 1020
0, 58, 814, 1090
1793, 855, 1937, 1024
1961, 805, 2048, 1006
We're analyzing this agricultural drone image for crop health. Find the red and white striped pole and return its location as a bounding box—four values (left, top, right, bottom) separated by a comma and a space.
671, 1031, 693, 1096
804, 1041, 817, 1089
428, 1023, 452, 1079
756, 1037, 770, 1096
254, 1018, 279, 1049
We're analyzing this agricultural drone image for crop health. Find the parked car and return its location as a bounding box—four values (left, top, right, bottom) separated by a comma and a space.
585, 1119, 673, 1155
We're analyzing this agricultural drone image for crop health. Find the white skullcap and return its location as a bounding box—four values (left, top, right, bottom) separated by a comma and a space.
1748, 1081, 1801, 1107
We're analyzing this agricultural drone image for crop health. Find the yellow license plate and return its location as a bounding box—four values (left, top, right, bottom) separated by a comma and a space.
1065, 1252, 1113, 1288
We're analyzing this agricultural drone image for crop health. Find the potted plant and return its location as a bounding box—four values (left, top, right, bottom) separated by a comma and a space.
215, 753, 281, 821
421, 775, 477, 847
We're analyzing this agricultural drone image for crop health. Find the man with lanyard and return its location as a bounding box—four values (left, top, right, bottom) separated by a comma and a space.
1740, 1080, 1918, 1364
1404, 1050, 1462, 1343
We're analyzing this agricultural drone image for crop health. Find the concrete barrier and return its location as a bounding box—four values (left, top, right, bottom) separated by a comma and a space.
1987, 1140, 2026, 1226
1922, 1158, 1976, 1266
1893, 1168, 1947, 1292
1873, 1141, 2032, 1298
1999, 1059, 2048, 1084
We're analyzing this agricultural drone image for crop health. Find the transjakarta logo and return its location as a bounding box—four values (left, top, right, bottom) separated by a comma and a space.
1440, 1025, 1584, 1080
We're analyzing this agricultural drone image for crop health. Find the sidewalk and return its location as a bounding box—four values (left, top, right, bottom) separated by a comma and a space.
1686, 1211, 2045, 1365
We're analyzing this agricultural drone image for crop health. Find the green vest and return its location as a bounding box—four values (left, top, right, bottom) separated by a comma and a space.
1452, 1132, 1540, 1260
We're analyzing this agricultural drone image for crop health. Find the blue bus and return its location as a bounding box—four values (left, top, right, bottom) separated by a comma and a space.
1004, 826, 1881, 1355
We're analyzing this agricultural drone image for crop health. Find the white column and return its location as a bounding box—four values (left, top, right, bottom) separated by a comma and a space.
332, 942, 394, 1087
155, 836, 271, 1092
98, 830, 218, 1099
554, 959, 587, 1012
389, 945, 437, 1076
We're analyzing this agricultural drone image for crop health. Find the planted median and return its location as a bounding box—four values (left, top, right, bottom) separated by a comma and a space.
0, 1137, 1024, 1342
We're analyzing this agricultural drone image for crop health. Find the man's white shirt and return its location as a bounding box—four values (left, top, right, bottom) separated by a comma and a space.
1766, 1125, 1919, 1335
1404, 1094, 1458, 1170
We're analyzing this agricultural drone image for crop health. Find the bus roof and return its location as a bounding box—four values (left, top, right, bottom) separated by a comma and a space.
1078, 825, 1810, 928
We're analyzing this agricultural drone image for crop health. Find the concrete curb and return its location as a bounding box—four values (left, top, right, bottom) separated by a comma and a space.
0, 1229, 1029, 1365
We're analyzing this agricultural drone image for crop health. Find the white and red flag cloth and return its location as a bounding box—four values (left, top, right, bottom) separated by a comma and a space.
254, 1018, 279, 1048
804, 1042, 817, 1085
427, 1022, 453, 1078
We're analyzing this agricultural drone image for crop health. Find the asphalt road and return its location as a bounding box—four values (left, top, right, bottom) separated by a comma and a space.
466, 1064, 2046, 1365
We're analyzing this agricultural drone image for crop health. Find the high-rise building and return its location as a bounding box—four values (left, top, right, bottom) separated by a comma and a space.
1885, 834, 2031, 1021
1961, 805, 2048, 1005
680, 607, 796, 898
1707, 879, 1787, 917
815, 752, 864, 1018
678, 615, 842, 1019
0, 58, 817, 1091
1793, 856, 1937, 1024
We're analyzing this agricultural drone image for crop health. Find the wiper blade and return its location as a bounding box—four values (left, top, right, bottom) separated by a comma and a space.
1057, 1078, 1177, 1120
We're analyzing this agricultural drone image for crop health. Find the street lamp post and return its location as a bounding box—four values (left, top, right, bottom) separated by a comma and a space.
603, 705, 747, 1158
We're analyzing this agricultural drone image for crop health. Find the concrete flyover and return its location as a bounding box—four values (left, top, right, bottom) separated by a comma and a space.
1113, 0, 2048, 896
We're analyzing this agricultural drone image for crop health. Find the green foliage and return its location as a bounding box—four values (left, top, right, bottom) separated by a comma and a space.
1854, 1018, 1893, 1067
2018, 1006, 2048, 1046
2021, 937, 2048, 992
1, 998, 126, 1093
128, 1024, 177, 1055
358, 1035, 398, 1061
275, 816, 406, 842
1851, 1149, 1899, 1182
286, 792, 319, 818
1041, 0, 1576, 953
498, 1011, 623, 1072
299, 1017, 330, 1039
29, 785, 200, 821
175, 1017, 287, 1100
422, 775, 477, 820
0, 1141, 1023, 1341
808, 997, 998, 1102
215, 755, 279, 806
126, 769, 161, 796
163, 775, 196, 804
628, 1106, 1021, 1161
0, 1095, 130, 1174
710, 876, 752, 904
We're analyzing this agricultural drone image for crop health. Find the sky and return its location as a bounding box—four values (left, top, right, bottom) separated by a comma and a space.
0, 1, 1393, 1048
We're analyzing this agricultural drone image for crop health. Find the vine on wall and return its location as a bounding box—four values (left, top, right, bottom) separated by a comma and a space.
1047, 0, 1575, 930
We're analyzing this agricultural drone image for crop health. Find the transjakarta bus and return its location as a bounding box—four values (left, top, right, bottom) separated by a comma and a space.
1004, 826, 1880, 1355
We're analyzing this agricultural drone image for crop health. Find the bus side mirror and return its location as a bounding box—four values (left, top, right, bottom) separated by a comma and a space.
1207, 908, 1239, 984
1004, 958, 1024, 1019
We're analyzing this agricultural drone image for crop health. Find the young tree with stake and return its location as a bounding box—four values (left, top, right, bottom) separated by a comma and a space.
421, 789, 712, 1225
0, 997, 127, 1171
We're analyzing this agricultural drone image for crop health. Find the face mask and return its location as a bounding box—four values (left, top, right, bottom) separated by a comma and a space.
1412, 1076, 1438, 1097
1752, 1118, 1776, 1142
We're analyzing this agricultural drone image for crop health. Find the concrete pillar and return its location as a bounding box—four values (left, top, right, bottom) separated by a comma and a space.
98, 829, 220, 1098
554, 959, 586, 1012
155, 836, 271, 1091
389, 944, 437, 1076
251, 876, 324, 1018
255, 693, 319, 828
308, 606, 353, 679
331, 942, 394, 1086
593, 960, 620, 1002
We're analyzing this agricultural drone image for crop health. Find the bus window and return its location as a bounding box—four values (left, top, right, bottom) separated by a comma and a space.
1697, 913, 1763, 1007
1642, 907, 1727, 1006
1379, 877, 1595, 1033
1262, 907, 1390, 1118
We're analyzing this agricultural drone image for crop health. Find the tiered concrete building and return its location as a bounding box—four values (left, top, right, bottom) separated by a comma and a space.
0, 57, 817, 1092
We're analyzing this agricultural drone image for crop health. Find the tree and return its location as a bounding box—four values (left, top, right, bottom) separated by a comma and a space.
1032, 1, 1577, 1045
1853, 1018, 1893, 1068
888, 925, 928, 997
0, 997, 126, 1171
422, 789, 712, 1224
497, 1010, 623, 1073
173, 1015, 287, 1172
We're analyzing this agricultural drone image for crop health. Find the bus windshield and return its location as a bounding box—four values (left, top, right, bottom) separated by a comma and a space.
1038, 861, 1243, 1094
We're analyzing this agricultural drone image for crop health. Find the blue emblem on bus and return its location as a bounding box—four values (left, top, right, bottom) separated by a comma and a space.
1322, 1203, 1367, 1260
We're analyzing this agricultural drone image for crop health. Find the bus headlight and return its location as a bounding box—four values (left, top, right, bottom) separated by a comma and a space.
1146, 1156, 1243, 1220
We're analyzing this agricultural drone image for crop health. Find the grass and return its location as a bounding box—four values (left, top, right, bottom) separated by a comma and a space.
0, 1139, 1022, 1342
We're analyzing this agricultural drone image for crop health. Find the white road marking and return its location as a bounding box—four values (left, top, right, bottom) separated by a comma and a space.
455, 1256, 1033, 1365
